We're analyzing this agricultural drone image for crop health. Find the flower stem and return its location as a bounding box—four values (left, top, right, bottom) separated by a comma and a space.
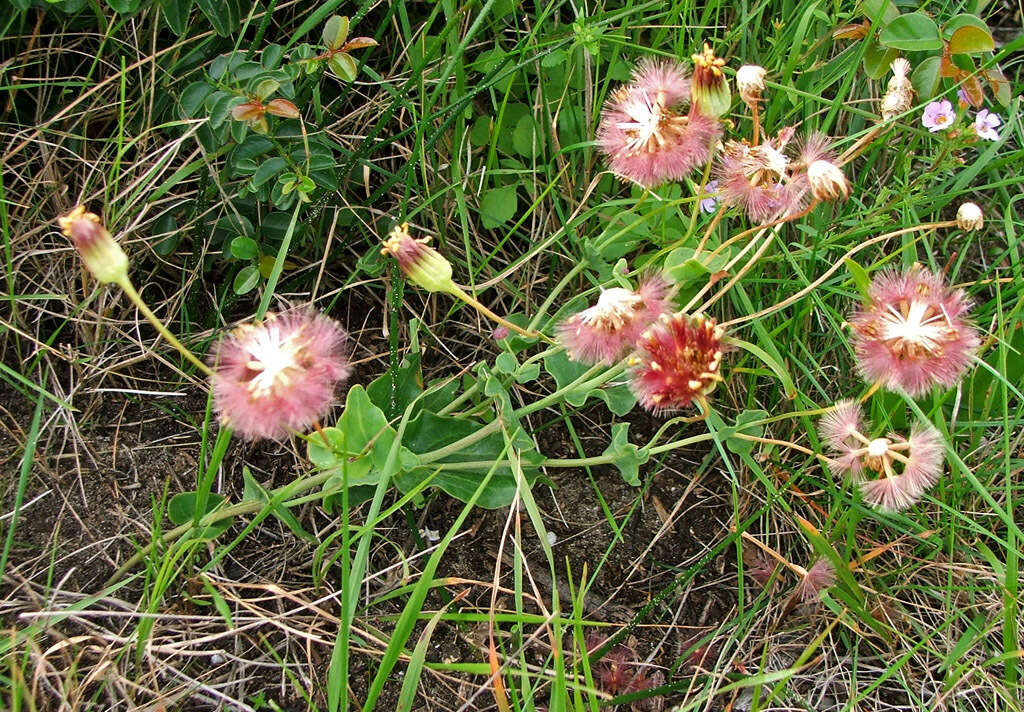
117, 278, 213, 377
448, 283, 550, 342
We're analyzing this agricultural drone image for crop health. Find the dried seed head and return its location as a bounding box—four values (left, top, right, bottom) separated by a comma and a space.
806, 159, 849, 202
57, 205, 129, 285
736, 64, 767, 106
381, 223, 457, 295
956, 202, 983, 231
880, 58, 915, 120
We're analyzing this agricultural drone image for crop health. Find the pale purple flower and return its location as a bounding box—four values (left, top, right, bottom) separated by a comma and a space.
921, 100, 955, 132
957, 88, 969, 106
974, 110, 1001, 141
700, 180, 720, 213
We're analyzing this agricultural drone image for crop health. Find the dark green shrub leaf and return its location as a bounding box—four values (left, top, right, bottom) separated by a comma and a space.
862, 38, 899, 80
229, 236, 259, 260
911, 56, 942, 100
252, 157, 287, 188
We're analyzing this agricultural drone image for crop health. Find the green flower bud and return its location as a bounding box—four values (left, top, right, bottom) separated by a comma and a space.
381, 223, 457, 294
58, 206, 129, 285
690, 44, 731, 118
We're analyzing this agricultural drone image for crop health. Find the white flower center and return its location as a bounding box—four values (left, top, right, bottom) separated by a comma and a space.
580, 288, 643, 331
245, 326, 307, 397
879, 299, 953, 358
867, 438, 890, 458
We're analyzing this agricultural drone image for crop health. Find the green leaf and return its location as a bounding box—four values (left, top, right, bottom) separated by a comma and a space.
229, 236, 259, 260
725, 410, 769, 455
494, 352, 517, 374
942, 13, 991, 39
879, 13, 942, 51
948, 25, 995, 55
601, 423, 650, 486
395, 411, 541, 509
664, 247, 730, 285
328, 52, 358, 81
161, 0, 193, 35
844, 257, 871, 299
479, 185, 517, 229
153, 214, 180, 256
322, 15, 350, 51
262, 44, 284, 70
241, 467, 313, 543
254, 78, 279, 101
367, 361, 424, 420
194, 0, 239, 37
108, 0, 142, 12
859, 0, 899, 25
910, 56, 942, 101
862, 38, 899, 81
512, 115, 537, 157
469, 116, 492, 147
232, 265, 260, 294
308, 386, 397, 487
167, 492, 232, 539
252, 157, 287, 187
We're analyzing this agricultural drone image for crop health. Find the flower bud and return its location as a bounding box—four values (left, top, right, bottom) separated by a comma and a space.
956, 202, 983, 231
381, 223, 457, 294
58, 206, 129, 284
880, 58, 915, 120
807, 159, 849, 202
736, 65, 766, 106
690, 44, 731, 118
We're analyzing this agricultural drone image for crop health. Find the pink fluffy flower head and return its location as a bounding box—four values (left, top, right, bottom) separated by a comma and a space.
818, 400, 945, 512
850, 265, 980, 396
597, 59, 722, 188
557, 276, 670, 365
715, 128, 813, 222
210, 311, 351, 440
794, 558, 836, 602
628, 312, 725, 412
921, 100, 955, 132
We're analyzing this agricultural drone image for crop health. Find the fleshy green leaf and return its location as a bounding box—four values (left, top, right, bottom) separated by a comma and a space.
232, 265, 260, 294
879, 13, 942, 52
327, 52, 358, 82
948, 25, 995, 55
601, 423, 650, 486
307, 386, 397, 487
168, 492, 232, 539
479, 185, 518, 229
322, 15, 350, 51
911, 56, 942, 100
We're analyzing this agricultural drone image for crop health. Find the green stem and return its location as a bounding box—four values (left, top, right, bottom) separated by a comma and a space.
117, 278, 212, 376
448, 283, 550, 342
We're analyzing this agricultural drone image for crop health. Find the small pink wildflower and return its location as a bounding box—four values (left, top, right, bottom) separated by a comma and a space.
628, 312, 725, 412
973, 109, 1001, 141
557, 276, 670, 365
921, 100, 955, 132
492, 326, 509, 340
597, 60, 722, 187
818, 401, 946, 512
210, 311, 350, 440
849, 265, 980, 396
794, 558, 836, 602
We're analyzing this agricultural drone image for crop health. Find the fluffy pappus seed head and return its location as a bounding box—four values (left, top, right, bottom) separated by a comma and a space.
806, 159, 849, 202
794, 559, 836, 602
715, 129, 808, 222
736, 64, 767, 106
690, 43, 731, 118
849, 265, 980, 396
880, 58, 915, 120
209, 311, 351, 440
956, 202, 983, 231
557, 276, 670, 365
628, 312, 725, 413
381, 223, 457, 295
817, 403, 946, 512
57, 205, 129, 285
597, 60, 721, 187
